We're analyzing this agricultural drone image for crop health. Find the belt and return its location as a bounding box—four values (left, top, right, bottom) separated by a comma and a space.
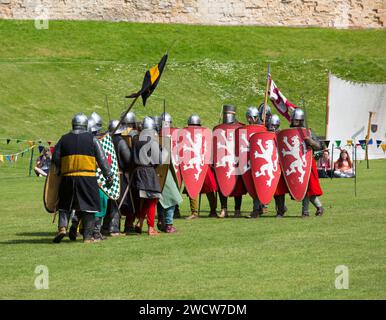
62, 171, 96, 177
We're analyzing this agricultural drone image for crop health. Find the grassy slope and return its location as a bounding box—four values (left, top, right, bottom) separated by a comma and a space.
0, 20, 385, 299
0, 20, 386, 142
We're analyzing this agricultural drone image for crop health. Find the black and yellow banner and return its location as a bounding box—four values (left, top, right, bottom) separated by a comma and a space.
127, 54, 168, 106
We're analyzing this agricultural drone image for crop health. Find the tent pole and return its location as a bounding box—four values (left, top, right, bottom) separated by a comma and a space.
325, 71, 331, 139
365, 111, 374, 169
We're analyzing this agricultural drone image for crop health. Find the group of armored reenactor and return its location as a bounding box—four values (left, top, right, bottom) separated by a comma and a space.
51, 103, 325, 244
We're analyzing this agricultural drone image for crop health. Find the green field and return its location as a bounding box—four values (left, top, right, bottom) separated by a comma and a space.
0, 20, 385, 299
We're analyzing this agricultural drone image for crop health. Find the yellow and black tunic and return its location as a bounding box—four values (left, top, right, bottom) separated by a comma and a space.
54, 132, 100, 212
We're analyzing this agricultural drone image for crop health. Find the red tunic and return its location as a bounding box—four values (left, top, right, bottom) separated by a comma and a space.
307, 157, 323, 196
274, 172, 289, 196
201, 166, 218, 194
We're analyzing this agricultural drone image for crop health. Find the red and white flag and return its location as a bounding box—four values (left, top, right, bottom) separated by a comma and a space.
269, 78, 298, 121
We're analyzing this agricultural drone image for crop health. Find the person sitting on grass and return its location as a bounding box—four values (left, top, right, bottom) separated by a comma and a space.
34, 147, 52, 177
317, 149, 332, 178
334, 149, 354, 178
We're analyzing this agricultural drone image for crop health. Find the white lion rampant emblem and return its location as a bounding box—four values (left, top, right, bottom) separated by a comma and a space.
281, 135, 308, 183
182, 131, 207, 181
254, 139, 278, 187
216, 130, 237, 178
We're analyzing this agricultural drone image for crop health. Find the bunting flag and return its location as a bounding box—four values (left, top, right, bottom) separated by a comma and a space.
358, 139, 366, 150
6, 155, 11, 163
335, 140, 341, 147
38, 146, 44, 154
47, 141, 52, 146
368, 138, 373, 145
268, 78, 299, 121
28, 141, 34, 147
6, 139, 11, 145
381, 144, 386, 153
126, 54, 168, 106
376, 140, 382, 148
0, 155, 3, 163
50, 146, 55, 155
346, 139, 353, 146
16, 139, 21, 143
323, 140, 330, 148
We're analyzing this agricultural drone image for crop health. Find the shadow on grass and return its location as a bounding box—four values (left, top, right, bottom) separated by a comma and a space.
257, 215, 303, 219
0, 231, 59, 244
176, 211, 303, 219
16, 232, 55, 237
0, 238, 54, 245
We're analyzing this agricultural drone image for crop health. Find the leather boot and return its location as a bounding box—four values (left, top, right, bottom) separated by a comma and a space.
315, 207, 325, 217
69, 225, 77, 241
53, 227, 66, 243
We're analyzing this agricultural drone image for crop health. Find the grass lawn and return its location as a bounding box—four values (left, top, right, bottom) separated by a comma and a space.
0, 20, 385, 299
0, 156, 385, 299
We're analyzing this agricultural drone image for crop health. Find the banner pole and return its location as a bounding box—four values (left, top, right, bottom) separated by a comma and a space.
28, 146, 35, 177
302, 96, 310, 135
354, 141, 357, 197
262, 63, 271, 125
218, 105, 223, 124
105, 95, 111, 123
112, 95, 140, 136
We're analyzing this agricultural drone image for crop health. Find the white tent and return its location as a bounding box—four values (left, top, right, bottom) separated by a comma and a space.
326, 73, 386, 161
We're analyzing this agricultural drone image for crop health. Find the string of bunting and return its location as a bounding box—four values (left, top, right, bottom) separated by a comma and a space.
0, 138, 56, 164
321, 138, 386, 152
0, 138, 55, 146
0, 145, 35, 164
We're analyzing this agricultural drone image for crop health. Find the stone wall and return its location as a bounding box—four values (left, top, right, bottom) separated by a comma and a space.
0, 0, 385, 28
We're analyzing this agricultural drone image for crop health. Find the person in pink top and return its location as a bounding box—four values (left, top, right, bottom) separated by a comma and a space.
334, 149, 355, 178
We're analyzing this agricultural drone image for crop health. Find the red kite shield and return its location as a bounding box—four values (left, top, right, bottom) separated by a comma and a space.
213, 123, 242, 197
179, 126, 212, 199
277, 128, 312, 201
249, 131, 281, 205
236, 124, 267, 198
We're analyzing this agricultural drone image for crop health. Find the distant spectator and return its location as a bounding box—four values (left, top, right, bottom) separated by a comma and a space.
317, 149, 332, 178
334, 149, 354, 178
34, 147, 52, 177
